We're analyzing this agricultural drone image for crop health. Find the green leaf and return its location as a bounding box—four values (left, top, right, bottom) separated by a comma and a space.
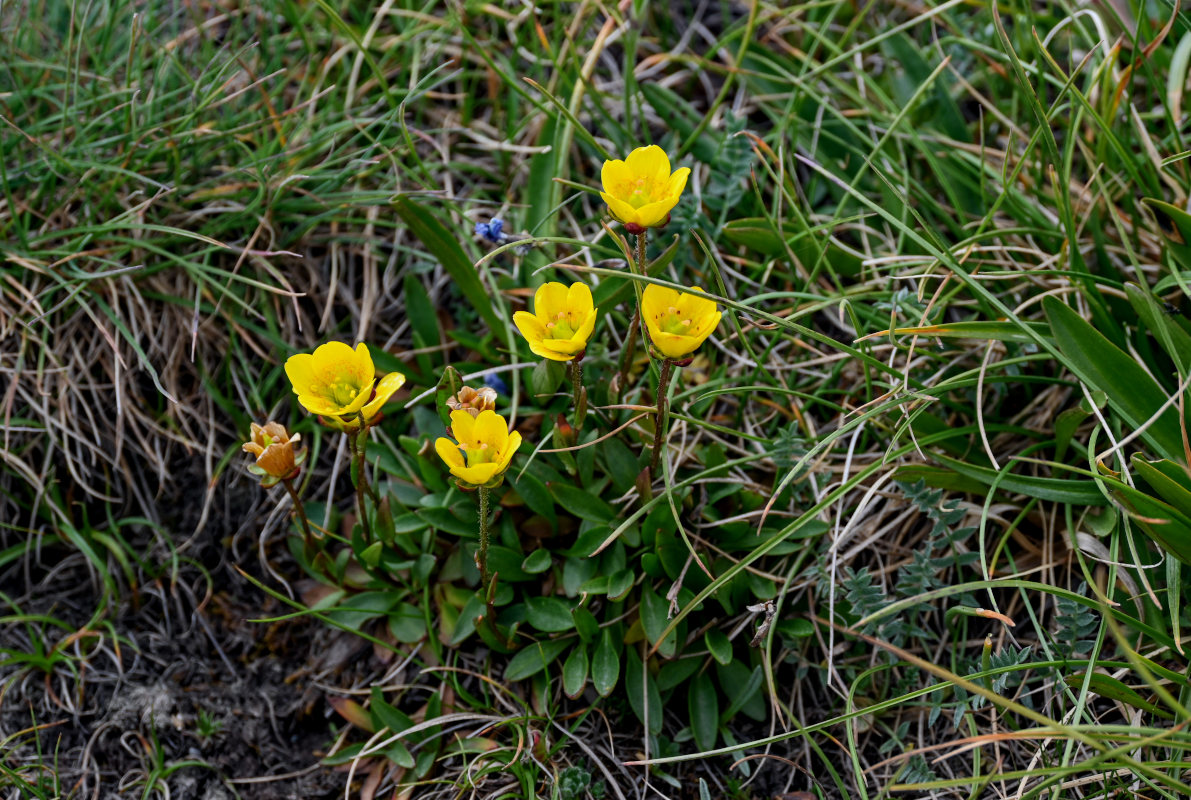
388, 603, 428, 644
722, 217, 861, 276
324, 591, 400, 629
383, 740, 416, 769
393, 195, 503, 333
512, 472, 556, 526
521, 549, 553, 574
1126, 283, 1191, 373
704, 629, 733, 666
404, 272, 440, 375
625, 648, 662, 735
640, 584, 677, 658
1063, 671, 1172, 718
875, 320, 1050, 344
717, 660, 765, 722
573, 607, 600, 641
550, 483, 616, 522
504, 638, 570, 682
1133, 457, 1191, 519
530, 358, 566, 399
1044, 296, 1185, 462
592, 628, 620, 697
370, 688, 412, 732
1101, 471, 1191, 565
526, 596, 575, 633
607, 568, 634, 601
688, 670, 719, 752
562, 645, 588, 699
931, 453, 1106, 505
1143, 197, 1191, 271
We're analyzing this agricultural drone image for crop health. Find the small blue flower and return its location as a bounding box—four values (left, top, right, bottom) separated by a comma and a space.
475, 217, 507, 244
484, 373, 510, 395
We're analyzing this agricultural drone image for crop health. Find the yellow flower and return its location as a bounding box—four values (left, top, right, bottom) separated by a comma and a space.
600, 145, 691, 231
242, 421, 306, 487
284, 341, 406, 424
512, 282, 598, 362
642, 284, 722, 359
435, 409, 522, 488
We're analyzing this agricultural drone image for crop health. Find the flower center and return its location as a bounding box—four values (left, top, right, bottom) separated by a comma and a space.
622, 176, 660, 209
327, 379, 365, 408
656, 305, 693, 336
545, 311, 576, 340
462, 441, 495, 468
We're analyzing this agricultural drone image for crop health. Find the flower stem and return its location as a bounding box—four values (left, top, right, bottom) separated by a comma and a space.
282, 477, 317, 562
650, 358, 674, 476
570, 360, 587, 431
350, 431, 374, 544
617, 231, 648, 393
477, 486, 491, 589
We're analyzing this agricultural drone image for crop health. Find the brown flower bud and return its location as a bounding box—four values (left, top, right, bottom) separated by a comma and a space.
243, 421, 306, 487
445, 385, 498, 417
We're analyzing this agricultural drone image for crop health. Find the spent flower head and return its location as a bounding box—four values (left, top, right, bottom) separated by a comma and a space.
435, 409, 522, 489
243, 421, 306, 487
446, 385, 498, 417
600, 145, 690, 233
284, 342, 405, 429
642, 284, 722, 360
512, 281, 598, 363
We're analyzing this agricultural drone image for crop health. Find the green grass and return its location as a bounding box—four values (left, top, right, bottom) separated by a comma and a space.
5, 0, 1191, 797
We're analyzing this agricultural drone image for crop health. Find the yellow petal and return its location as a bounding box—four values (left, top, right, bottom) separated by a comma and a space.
472, 409, 509, 451
649, 330, 700, 359
566, 282, 593, 317
533, 282, 570, 320
513, 310, 547, 345
352, 342, 376, 387
435, 437, 465, 469
528, 340, 578, 362
296, 392, 350, 416
450, 409, 477, 444
601, 158, 629, 193
674, 286, 714, 318
601, 192, 640, 225
625, 145, 669, 182
284, 353, 316, 396
242, 442, 264, 455
667, 167, 691, 200
689, 309, 722, 339
572, 308, 598, 346
498, 430, 523, 472
361, 371, 406, 422
309, 341, 358, 375
538, 337, 587, 357
454, 462, 500, 486
632, 197, 676, 228
642, 284, 680, 320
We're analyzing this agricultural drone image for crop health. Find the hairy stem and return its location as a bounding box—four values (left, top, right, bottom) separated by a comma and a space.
351, 431, 374, 544
477, 486, 491, 590
650, 358, 674, 475
282, 477, 316, 561
617, 231, 648, 393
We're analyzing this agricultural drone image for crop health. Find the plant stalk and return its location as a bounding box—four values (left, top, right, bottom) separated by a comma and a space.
650, 357, 674, 475
617, 231, 648, 393
282, 477, 316, 561
477, 486, 491, 589
350, 431, 374, 544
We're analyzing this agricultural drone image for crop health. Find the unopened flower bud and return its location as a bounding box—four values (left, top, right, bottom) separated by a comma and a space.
445, 385, 498, 417
243, 421, 306, 488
